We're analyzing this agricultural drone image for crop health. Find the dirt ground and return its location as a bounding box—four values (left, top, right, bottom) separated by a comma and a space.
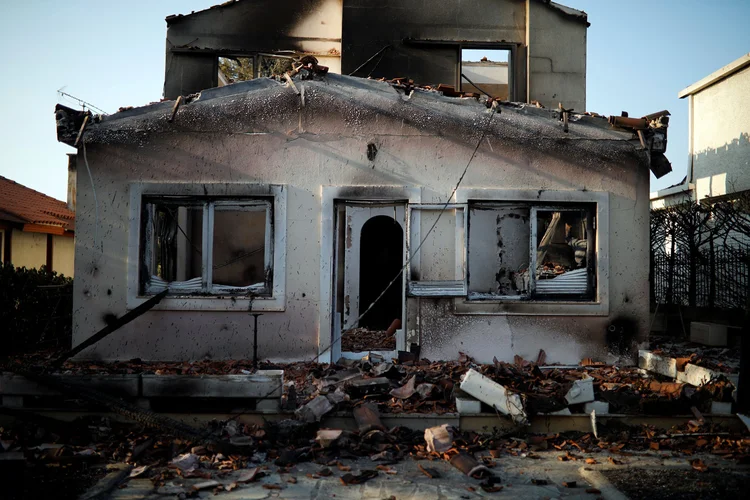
603, 466, 750, 500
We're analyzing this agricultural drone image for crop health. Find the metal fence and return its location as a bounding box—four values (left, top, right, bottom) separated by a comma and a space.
651, 247, 750, 310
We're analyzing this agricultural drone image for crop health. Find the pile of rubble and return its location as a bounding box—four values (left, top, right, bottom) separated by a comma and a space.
648, 336, 740, 374
289, 351, 737, 423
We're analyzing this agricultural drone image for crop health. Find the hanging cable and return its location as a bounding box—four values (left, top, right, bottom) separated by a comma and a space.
82, 140, 101, 254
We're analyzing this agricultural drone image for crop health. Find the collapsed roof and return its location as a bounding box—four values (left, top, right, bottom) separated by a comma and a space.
55, 72, 671, 178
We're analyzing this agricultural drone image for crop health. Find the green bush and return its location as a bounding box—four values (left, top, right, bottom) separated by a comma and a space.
0, 262, 73, 354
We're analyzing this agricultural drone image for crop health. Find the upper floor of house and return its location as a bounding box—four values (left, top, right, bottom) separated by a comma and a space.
164, 0, 588, 111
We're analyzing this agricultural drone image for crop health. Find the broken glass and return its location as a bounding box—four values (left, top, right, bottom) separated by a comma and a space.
143, 202, 203, 293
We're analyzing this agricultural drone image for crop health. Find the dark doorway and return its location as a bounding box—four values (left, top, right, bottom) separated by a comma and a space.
358, 215, 403, 330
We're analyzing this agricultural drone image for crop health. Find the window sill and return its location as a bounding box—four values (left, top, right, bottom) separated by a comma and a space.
127, 295, 286, 312
453, 297, 608, 316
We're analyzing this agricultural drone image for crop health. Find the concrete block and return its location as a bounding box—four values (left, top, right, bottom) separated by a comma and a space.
141, 371, 283, 398
460, 369, 527, 425
710, 401, 732, 415
456, 396, 482, 415
677, 366, 738, 401
583, 401, 610, 415
565, 376, 594, 405
690, 322, 728, 346
638, 350, 677, 378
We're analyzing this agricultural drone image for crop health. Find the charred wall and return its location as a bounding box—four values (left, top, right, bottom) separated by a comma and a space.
164, 0, 343, 99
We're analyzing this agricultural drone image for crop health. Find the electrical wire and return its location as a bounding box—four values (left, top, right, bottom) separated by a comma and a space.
82, 140, 100, 254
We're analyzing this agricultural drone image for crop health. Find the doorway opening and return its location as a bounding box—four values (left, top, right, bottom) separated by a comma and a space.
333, 202, 406, 355
358, 215, 403, 330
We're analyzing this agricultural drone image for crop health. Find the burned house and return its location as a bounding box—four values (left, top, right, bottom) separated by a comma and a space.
55, 74, 670, 364
53, 0, 671, 364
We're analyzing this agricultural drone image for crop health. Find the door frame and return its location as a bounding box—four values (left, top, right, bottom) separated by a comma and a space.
319, 186, 421, 363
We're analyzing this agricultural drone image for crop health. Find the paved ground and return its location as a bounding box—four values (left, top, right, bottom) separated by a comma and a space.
104, 450, 749, 499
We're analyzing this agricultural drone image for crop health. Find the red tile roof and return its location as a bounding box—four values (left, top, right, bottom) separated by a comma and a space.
0, 176, 74, 232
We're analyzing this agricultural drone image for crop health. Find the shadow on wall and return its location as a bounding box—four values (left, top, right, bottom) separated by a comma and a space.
693, 132, 750, 198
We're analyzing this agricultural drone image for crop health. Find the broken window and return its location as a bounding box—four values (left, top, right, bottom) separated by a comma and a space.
218, 57, 255, 85
460, 49, 510, 100
140, 197, 272, 296
467, 203, 595, 301
407, 206, 466, 297
217, 54, 295, 85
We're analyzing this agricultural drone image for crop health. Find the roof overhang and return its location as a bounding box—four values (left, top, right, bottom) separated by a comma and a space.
678, 53, 750, 99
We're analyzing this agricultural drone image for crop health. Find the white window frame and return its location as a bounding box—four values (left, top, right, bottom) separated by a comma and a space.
141, 198, 273, 296
127, 183, 286, 311
407, 204, 467, 297
454, 188, 609, 316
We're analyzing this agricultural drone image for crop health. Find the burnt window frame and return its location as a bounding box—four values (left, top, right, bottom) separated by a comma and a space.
139, 195, 274, 297
465, 201, 597, 303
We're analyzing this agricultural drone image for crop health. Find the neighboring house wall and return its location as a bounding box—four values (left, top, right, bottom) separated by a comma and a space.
4, 229, 75, 276
691, 65, 750, 200
68, 80, 648, 365
10, 230, 47, 269
52, 235, 75, 277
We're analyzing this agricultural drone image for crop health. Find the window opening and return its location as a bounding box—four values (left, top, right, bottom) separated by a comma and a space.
218, 57, 255, 85
217, 54, 295, 85
468, 203, 530, 298
460, 49, 510, 100
141, 197, 272, 296
531, 207, 594, 297
467, 202, 595, 301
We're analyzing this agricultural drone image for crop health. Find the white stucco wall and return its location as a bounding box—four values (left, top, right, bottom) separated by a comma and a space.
69, 81, 647, 365
10, 230, 47, 269
692, 65, 750, 198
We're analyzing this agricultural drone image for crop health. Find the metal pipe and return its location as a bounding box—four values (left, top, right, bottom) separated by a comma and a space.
252, 313, 262, 370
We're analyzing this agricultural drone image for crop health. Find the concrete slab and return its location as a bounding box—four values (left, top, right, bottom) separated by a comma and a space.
460, 369, 528, 425
141, 371, 283, 399
638, 350, 677, 379
0, 373, 140, 397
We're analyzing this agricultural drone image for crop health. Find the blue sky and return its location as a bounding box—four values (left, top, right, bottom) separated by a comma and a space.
0, 1, 748, 200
